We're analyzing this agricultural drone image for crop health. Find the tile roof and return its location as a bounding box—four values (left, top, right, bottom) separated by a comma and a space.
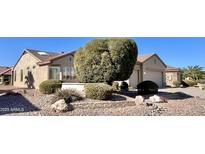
15, 49, 177, 70
0, 66, 12, 75
0, 66, 10, 73
25, 49, 76, 65
166, 65, 182, 72
26, 49, 63, 62
137, 53, 167, 68
137, 53, 155, 63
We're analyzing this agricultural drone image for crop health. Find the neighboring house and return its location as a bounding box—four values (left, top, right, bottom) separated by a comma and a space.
128, 54, 167, 88
0, 66, 12, 85
13, 49, 76, 89
165, 65, 183, 87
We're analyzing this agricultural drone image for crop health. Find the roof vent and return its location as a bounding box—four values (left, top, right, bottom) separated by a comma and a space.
38, 52, 48, 55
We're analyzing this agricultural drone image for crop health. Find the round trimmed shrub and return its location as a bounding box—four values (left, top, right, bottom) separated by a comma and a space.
120, 81, 129, 91
74, 38, 138, 84
84, 83, 113, 100
39, 80, 62, 94
137, 81, 159, 95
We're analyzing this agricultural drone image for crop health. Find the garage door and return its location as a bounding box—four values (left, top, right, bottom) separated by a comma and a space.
144, 71, 163, 88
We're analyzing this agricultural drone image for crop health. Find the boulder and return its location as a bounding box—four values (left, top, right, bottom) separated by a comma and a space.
199, 85, 205, 90
135, 95, 145, 104
51, 99, 69, 112
149, 95, 168, 103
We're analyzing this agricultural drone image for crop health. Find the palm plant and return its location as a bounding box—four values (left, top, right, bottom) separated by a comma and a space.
182, 65, 204, 81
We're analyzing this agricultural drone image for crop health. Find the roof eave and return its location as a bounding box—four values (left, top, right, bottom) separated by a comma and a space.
37, 51, 75, 66
0, 68, 12, 75
166, 69, 183, 72
38, 61, 52, 66
49, 51, 75, 61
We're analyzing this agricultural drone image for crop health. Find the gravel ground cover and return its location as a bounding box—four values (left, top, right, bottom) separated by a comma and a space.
0, 85, 205, 116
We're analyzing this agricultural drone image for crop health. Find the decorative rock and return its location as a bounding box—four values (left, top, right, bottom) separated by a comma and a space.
149, 95, 168, 103
146, 102, 153, 106
51, 99, 69, 112
135, 95, 145, 104
199, 86, 205, 90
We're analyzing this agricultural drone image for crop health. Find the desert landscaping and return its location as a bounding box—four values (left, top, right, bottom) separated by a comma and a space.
0, 38, 205, 116
0, 85, 205, 116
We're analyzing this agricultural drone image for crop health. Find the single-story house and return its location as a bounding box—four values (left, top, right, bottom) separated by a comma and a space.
0, 66, 12, 85
13, 49, 182, 89
165, 65, 183, 87
128, 54, 167, 88
13, 49, 76, 89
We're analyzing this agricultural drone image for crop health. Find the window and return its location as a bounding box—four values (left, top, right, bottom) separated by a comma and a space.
49, 67, 60, 80
62, 66, 76, 81
63, 67, 70, 81
154, 59, 157, 64
20, 70, 23, 82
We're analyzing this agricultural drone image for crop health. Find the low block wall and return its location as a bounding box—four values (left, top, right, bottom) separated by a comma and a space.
62, 83, 85, 94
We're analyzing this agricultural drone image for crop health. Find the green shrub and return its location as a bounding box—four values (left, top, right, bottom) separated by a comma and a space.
84, 83, 113, 100
112, 81, 119, 91
172, 80, 181, 87
53, 89, 83, 104
39, 80, 62, 94
74, 38, 138, 84
183, 80, 197, 87
120, 81, 129, 91
137, 80, 159, 95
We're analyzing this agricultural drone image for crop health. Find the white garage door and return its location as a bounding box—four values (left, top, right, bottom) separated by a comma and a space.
144, 71, 163, 88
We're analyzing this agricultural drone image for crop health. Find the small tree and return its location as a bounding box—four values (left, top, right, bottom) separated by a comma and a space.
182, 65, 204, 81
74, 38, 138, 84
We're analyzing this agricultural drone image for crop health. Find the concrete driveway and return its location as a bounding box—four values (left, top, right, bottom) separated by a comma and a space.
159, 87, 205, 99
0, 85, 26, 95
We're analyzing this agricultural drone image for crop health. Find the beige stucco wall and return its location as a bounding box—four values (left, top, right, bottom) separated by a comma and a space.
165, 72, 182, 86
13, 52, 48, 89
13, 53, 75, 89
51, 55, 74, 68
128, 64, 142, 88
142, 56, 166, 87
50, 55, 75, 80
